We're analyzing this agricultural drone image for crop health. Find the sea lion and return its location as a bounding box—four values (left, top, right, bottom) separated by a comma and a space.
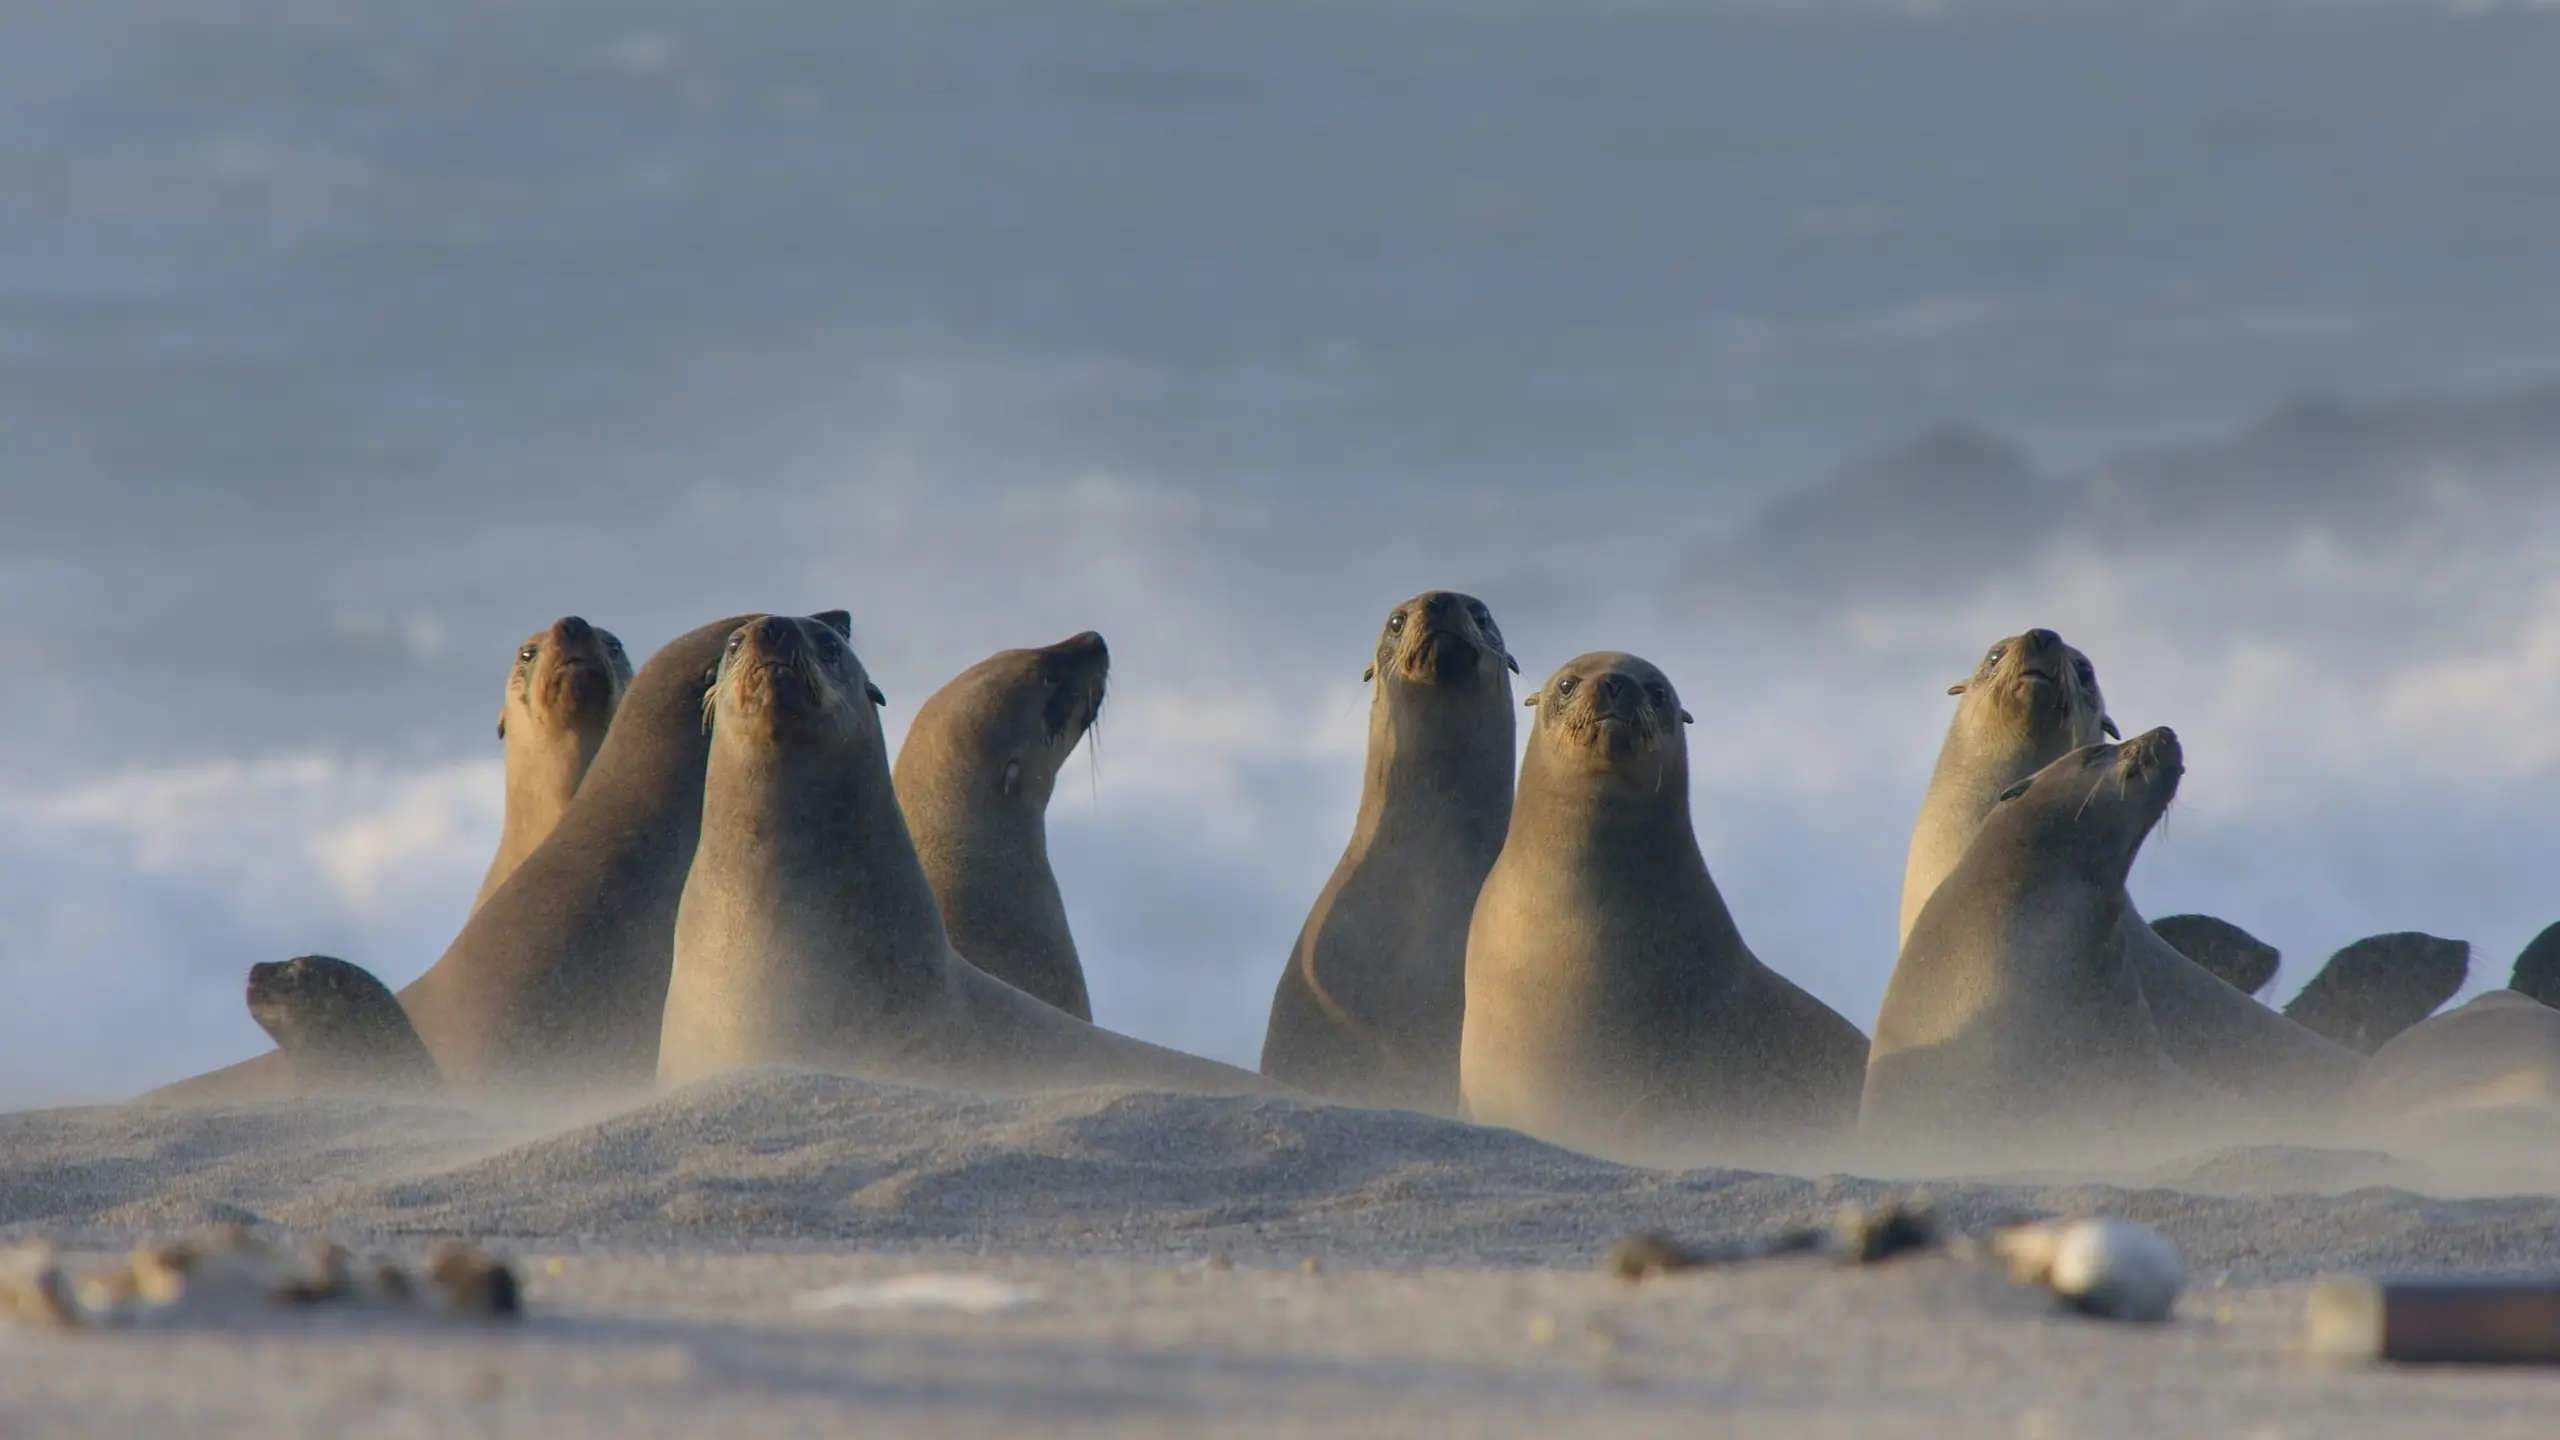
2349, 990, 2560, 1127
1260, 590, 1518, 1113
891, 631, 1111, 1020
1900, 628, 2359, 1110
245, 956, 442, 1096
2510, 922, 2560, 1009
1458, 652, 1868, 1163
473, 616, 633, 912
2284, 932, 2471, 1054
1900, 628, 2116, 947
655, 614, 1275, 1096
2152, 914, 2282, 998
141, 615, 712, 1106
1863, 730, 2211, 1161
395, 611, 772, 1093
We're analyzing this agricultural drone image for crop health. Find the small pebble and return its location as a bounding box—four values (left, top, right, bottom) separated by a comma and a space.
1605, 1232, 1710, 1281
0, 1228, 522, 1331
1832, 1197, 1945, 1265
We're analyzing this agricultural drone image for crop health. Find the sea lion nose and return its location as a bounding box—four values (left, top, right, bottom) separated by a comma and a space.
552, 616, 595, 648
1597, 674, 1630, 704
751, 615, 798, 651
1422, 594, 1454, 622
2025, 628, 2060, 653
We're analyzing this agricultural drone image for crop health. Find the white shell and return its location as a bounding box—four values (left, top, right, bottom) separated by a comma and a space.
1995, 1217, 2185, 1323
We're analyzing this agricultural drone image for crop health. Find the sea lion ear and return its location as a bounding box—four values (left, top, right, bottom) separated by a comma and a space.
1679, 708, 1694, 725
1507, 652, 1521, 674
1362, 664, 1375, 683
1947, 682, 1970, 696
1522, 692, 1540, 708
2102, 715, 2121, 739
1997, 777, 2036, 803
813, 609, 852, 639
1002, 757, 1022, 798
864, 680, 887, 708
495, 709, 507, 740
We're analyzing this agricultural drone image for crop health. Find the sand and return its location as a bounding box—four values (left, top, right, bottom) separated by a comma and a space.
5, 1072, 2560, 1435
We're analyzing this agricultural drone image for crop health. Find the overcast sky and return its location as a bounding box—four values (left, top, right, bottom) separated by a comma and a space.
6, 0, 2560, 1102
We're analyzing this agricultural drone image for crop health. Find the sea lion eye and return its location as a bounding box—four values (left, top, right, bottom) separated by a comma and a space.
1386, 612, 1406, 634
1646, 683, 1670, 707
2073, 657, 2097, 689
1984, 645, 2006, 668
605, 636, 625, 655
726, 633, 744, 653
1553, 676, 1579, 698
517, 644, 538, 663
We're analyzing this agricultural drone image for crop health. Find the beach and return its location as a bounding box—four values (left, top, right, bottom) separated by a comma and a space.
6, 1073, 2560, 1435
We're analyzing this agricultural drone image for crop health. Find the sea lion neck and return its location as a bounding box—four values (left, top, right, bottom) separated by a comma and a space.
700, 677, 955, 1014
1509, 733, 1704, 891
1349, 670, 1517, 849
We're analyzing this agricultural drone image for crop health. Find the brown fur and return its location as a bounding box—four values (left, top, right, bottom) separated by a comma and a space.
245, 955, 442, 1096
474, 616, 633, 911
1460, 652, 1868, 1164
657, 615, 1276, 1097
893, 632, 1109, 1020
1260, 591, 1517, 1113
1864, 731, 2211, 1164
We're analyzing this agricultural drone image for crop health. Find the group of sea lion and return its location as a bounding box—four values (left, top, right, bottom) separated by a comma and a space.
146, 601, 2560, 1176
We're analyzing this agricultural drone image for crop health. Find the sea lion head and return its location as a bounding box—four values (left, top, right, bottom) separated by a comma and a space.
1945, 627, 2116, 756
1365, 590, 1518, 690
704, 611, 883, 748
1526, 651, 1693, 780
245, 955, 402, 1054
2512, 922, 2560, 1011
901, 632, 1109, 811
1991, 725, 2184, 879
497, 616, 633, 742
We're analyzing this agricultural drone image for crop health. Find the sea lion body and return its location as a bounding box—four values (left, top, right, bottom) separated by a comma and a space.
1864, 731, 2208, 1160
1900, 628, 2357, 1110
892, 631, 1110, 1020
1260, 591, 1517, 1113
2284, 932, 2471, 1054
2349, 990, 2560, 1125
657, 615, 1273, 1097
473, 617, 633, 911
397, 612, 765, 1094
1459, 653, 1867, 1162
246, 956, 442, 1096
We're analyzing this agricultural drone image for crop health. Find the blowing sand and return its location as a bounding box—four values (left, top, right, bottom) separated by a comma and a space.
4, 1073, 2559, 1435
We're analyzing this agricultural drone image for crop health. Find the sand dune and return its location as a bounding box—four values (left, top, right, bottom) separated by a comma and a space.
6, 1076, 2560, 1435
